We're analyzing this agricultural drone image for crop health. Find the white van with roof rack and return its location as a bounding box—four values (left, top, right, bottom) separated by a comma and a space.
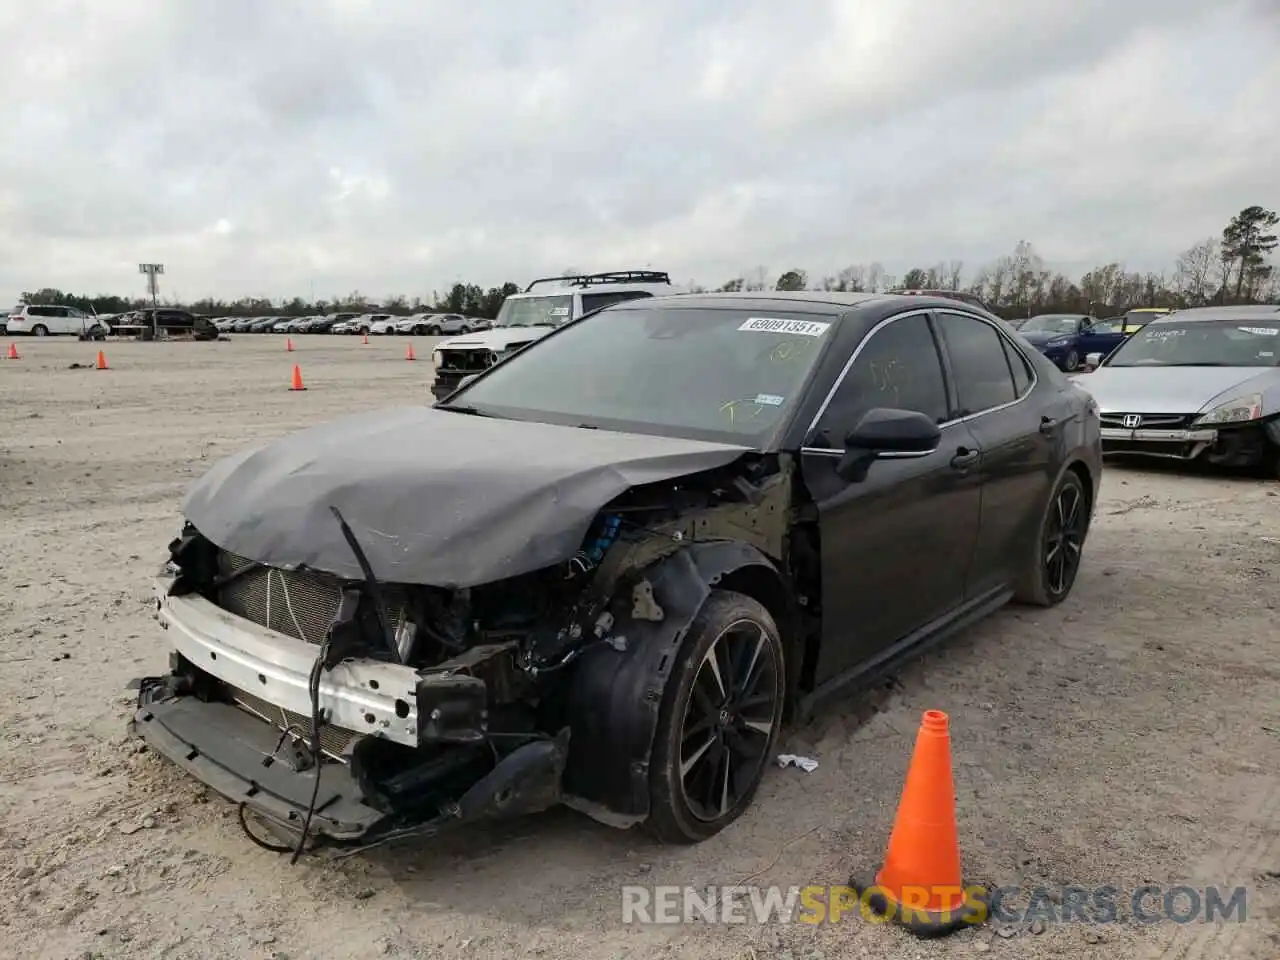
429, 270, 680, 400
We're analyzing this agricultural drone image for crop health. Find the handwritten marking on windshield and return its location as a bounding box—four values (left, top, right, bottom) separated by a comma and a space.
720, 399, 767, 423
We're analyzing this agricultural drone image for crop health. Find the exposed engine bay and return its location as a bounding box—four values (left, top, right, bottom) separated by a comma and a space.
130, 453, 799, 856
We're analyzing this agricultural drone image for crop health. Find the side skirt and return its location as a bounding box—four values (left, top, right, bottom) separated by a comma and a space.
795, 584, 1013, 720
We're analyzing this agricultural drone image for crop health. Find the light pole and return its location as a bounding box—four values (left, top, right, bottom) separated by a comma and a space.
139, 263, 164, 339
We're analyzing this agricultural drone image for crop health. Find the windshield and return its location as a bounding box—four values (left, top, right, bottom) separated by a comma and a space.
443, 306, 837, 444
1021, 315, 1081, 334
1105, 319, 1280, 367
494, 295, 574, 327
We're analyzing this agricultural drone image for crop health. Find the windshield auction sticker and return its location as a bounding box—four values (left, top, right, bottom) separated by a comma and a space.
739, 317, 831, 337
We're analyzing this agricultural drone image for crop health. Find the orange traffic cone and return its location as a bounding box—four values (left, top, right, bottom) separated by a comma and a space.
851, 710, 986, 937
405, 343, 415, 361
6, 342, 19, 360
362, 333, 369, 345
289, 365, 306, 391
286, 337, 294, 352
96, 350, 108, 370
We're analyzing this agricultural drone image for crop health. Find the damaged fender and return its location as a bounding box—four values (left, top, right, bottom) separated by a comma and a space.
561, 540, 790, 824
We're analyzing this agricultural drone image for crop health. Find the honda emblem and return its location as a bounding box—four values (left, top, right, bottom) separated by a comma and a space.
1122, 414, 1141, 428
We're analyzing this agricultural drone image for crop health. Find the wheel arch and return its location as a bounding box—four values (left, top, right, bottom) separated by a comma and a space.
561, 540, 794, 824
1066, 458, 1095, 513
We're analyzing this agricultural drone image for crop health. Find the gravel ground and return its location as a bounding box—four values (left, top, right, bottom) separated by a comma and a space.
1, 335, 1278, 960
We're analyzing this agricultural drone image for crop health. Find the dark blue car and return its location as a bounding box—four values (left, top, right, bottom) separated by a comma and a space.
1016, 314, 1127, 372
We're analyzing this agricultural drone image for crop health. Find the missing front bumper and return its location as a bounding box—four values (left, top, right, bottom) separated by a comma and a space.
130, 679, 571, 849
131, 690, 384, 841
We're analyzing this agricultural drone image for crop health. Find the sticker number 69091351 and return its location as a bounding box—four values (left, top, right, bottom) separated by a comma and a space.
738, 317, 831, 337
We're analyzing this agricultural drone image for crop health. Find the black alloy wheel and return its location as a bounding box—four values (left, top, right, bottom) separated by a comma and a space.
1016, 470, 1089, 606
648, 591, 785, 844
1063, 350, 1080, 372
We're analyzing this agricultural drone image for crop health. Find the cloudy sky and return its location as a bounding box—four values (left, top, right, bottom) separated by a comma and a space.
0, 0, 1277, 302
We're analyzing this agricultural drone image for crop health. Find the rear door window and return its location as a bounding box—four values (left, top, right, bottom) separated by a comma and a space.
936, 312, 1019, 416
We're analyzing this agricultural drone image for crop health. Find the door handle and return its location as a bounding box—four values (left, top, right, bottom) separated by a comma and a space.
1039, 416, 1060, 435
950, 448, 980, 470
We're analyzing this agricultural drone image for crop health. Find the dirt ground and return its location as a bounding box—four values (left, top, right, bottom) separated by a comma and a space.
1, 335, 1278, 960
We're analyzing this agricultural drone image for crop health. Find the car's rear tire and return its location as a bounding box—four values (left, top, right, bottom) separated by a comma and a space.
32, 324, 48, 337
1062, 350, 1079, 372
460, 325, 471, 334
647, 590, 785, 845
1014, 469, 1090, 606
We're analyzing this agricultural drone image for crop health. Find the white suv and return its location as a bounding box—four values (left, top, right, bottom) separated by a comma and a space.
7, 304, 103, 337
429, 271, 679, 400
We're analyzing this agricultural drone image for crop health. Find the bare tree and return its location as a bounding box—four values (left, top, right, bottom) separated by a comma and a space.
938, 260, 963, 291
1174, 238, 1219, 306
866, 263, 887, 293
837, 265, 867, 291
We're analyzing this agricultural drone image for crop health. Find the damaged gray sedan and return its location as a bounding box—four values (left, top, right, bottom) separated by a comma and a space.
131, 291, 1101, 857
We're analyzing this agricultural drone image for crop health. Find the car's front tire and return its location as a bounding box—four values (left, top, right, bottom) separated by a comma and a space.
647, 590, 785, 844
1014, 468, 1090, 606
1062, 350, 1080, 372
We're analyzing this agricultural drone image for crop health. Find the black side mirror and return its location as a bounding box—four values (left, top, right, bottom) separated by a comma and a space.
835, 408, 941, 483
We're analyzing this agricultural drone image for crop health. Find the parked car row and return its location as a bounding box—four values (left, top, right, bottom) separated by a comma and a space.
4, 305, 216, 340
211, 312, 492, 336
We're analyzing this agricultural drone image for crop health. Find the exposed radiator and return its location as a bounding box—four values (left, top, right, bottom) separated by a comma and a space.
214, 551, 408, 646
228, 683, 360, 762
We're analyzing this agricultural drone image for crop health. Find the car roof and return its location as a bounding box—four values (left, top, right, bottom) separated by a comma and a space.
1156, 304, 1280, 323
613, 289, 999, 318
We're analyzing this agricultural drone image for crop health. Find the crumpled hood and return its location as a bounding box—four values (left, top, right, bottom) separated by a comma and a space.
1078, 366, 1278, 413
436, 327, 553, 352
181, 407, 751, 588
